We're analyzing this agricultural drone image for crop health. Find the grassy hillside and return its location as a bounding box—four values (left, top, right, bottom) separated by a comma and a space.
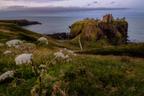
0, 22, 73, 48
0, 23, 42, 42
0, 46, 144, 96
0, 20, 144, 96
78, 43, 144, 57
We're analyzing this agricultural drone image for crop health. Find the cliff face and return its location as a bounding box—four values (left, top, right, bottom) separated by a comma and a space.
70, 14, 128, 45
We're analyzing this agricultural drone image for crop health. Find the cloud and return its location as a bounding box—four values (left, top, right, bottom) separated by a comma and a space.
93, 1, 98, 4
110, 1, 115, 4
0, 0, 92, 8
87, 1, 99, 7
4, 0, 67, 2
0, 0, 142, 9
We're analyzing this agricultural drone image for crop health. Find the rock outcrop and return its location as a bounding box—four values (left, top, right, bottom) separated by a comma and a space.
70, 14, 128, 45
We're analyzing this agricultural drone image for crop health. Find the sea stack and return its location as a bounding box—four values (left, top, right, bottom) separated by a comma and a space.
70, 14, 128, 45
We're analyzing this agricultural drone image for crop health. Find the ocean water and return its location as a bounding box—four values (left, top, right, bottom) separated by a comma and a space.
0, 9, 144, 42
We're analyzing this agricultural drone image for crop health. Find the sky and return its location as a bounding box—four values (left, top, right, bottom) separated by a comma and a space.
0, 0, 143, 10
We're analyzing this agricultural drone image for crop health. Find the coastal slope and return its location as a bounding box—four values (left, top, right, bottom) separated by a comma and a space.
0, 20, 41, 42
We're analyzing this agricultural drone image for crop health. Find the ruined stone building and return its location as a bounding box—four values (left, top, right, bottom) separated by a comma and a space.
102, 14, 114, 23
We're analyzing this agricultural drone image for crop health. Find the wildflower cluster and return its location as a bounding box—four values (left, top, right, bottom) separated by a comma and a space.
3, 50, 12, 55
16, 43, 36, 53
15, 53, 33, 65
6, 39, 23, 47
37, 37, 48, 45
54, 51, 69, 60
54, 48, 76, 62
63, 48, 77, 56
0, 70, 15, 82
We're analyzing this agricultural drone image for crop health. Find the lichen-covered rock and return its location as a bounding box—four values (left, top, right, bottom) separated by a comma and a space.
70, 14, 128, 45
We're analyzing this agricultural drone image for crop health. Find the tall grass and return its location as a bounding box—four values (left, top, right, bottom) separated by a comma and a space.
78, 43, 144, 57
0, 45, 144, 96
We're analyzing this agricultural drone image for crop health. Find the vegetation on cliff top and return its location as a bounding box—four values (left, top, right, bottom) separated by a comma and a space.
0, 46, 144, 96
70, 14, 128, 45
0, 45, 144, 96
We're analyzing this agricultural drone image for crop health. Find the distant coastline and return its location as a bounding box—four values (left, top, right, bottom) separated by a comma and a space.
1, 7, 129, 12
0, 9, 143, 42
0, 19, 41, 26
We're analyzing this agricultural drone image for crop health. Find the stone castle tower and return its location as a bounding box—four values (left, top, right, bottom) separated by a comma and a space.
102, 14, 114, 23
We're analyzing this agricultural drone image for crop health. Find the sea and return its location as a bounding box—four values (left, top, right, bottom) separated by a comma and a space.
0, 8, 144, 42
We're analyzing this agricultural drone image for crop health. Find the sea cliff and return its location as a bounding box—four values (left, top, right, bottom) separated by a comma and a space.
70, 14, 128, 45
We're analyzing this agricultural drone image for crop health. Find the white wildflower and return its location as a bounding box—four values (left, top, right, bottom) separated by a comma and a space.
37, 37, 48, 45
39, 64, 47, 69
6, 39, 23, 47
61, 48, 77, 56
54, 51, 71, 62
67, 50, 74, 54
0, 70, 15, 82
67, 50, 77, 56
17, 43, 36, 52
54, 51, 66, 59
63, 48, 68, 51
15, 43, 35, 49
54, 48, 76, 62
64, 55, 69, 59
15, 53, 33, 65
3, 50, 12, 55
14, 45, 21, 49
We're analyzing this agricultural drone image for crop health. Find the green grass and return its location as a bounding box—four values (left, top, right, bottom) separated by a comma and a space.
0, 23, 41, 42
78, 43, 144, 57
0, 21, 144, 96
0, 45, 144, 96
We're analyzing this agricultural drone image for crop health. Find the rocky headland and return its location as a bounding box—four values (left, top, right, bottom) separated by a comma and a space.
70, 14, 128, 45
